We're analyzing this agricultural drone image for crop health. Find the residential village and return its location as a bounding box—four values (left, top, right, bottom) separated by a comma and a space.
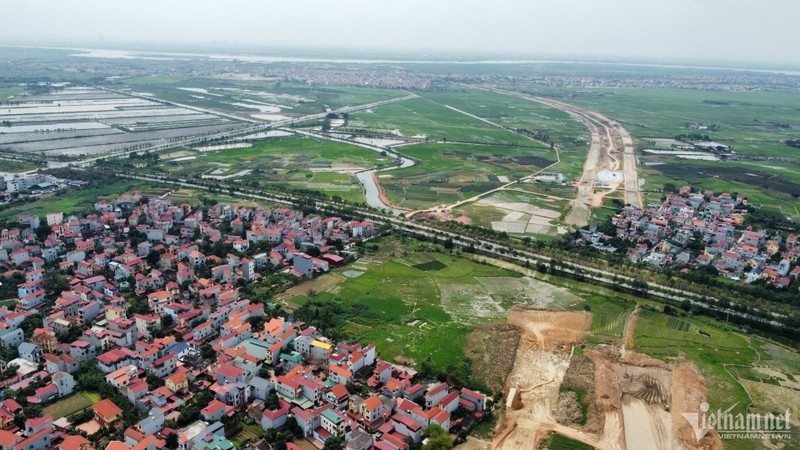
0, 171, 88, 205
0, 191, 488, 450
579, 185, 800, 289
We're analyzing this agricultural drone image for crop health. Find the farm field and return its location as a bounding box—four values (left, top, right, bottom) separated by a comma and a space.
114, 77, 403, 120
381, 142, 555, 209
0, 86, 25, 101
417, 87, 591, 179
543, 433, 595, 450
156, 134, 389, 203
0, 86, 245, 158
348, 97, 535, 146
284, 237, 580, 370
582, 295, 630, 343
452, 190, 567, 235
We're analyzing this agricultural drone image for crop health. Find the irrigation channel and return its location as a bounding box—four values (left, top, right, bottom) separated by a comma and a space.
289, 128, 415, 214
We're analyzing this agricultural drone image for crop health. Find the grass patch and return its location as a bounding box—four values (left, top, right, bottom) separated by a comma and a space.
0, 159, 38, 173
0, 86, 25, 100
285, 238, 520, 369
351, 97, 535, 145
42, 391, 98, 419
543, 433, 595, 450
0, 179, 144, 223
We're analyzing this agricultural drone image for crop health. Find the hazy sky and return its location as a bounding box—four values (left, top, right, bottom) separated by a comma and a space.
2, 0, 799, 67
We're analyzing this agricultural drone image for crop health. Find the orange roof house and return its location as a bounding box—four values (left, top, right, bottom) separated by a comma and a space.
165, 371, 189, 394
93, 399, 123, 428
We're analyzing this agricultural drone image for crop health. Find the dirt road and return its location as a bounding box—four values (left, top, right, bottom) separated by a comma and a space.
489, 89, 643, 225
492, 308, 599, 450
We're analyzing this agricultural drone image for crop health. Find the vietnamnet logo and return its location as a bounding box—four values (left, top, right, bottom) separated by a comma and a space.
681, 402, 792, 441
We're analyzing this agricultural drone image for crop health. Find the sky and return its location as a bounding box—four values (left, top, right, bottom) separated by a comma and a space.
1, 0, 799, 68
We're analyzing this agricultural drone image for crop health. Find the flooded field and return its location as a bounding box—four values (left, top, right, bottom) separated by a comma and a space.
0, 86, 243, 157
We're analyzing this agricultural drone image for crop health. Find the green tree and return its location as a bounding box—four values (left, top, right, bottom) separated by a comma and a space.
43, 271, 70, 299
165, 432, 179, 449
34, 222, 52, 242
265, 393, 280, 410
422, 424, 453, 450
323, 435, 344, 450
20, 314, 43, 340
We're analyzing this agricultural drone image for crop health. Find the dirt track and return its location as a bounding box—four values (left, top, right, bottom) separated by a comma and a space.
492, 307, 597, 450
489, 89, 643, 226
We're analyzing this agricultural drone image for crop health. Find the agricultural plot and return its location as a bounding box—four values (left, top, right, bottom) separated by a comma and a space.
158, 135, 390, 203
349, 97, 535, 145
417, 87, 590, 178
285, 238, 577, 368
382, 142, 555, 209
543, 433, 595, 450
582, 295, 630, 340
0, 86, 25, 101
42, 391, 100, 419
457, 190, 565, 235
0, 86, 245, 157
116, 78, 401, 121
230, 424, 265, 447
411, 259, 447, 271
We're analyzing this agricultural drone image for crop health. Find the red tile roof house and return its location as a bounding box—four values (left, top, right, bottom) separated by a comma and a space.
359, 395, 385, 425
214, 363, 247, 384
390, 414, 423, 443
93, 398, 123, 428
424, 383, 449, 408
325, 383, 350, 409
254, 398, 292, 430
201, 399, 230, 422
56, 434, 92, 450
459, 388, 486, 411
24, 414, 53, 436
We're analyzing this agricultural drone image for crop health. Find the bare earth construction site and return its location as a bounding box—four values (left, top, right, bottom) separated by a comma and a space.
491, 89, 642, 227
489, 307, 722, 450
